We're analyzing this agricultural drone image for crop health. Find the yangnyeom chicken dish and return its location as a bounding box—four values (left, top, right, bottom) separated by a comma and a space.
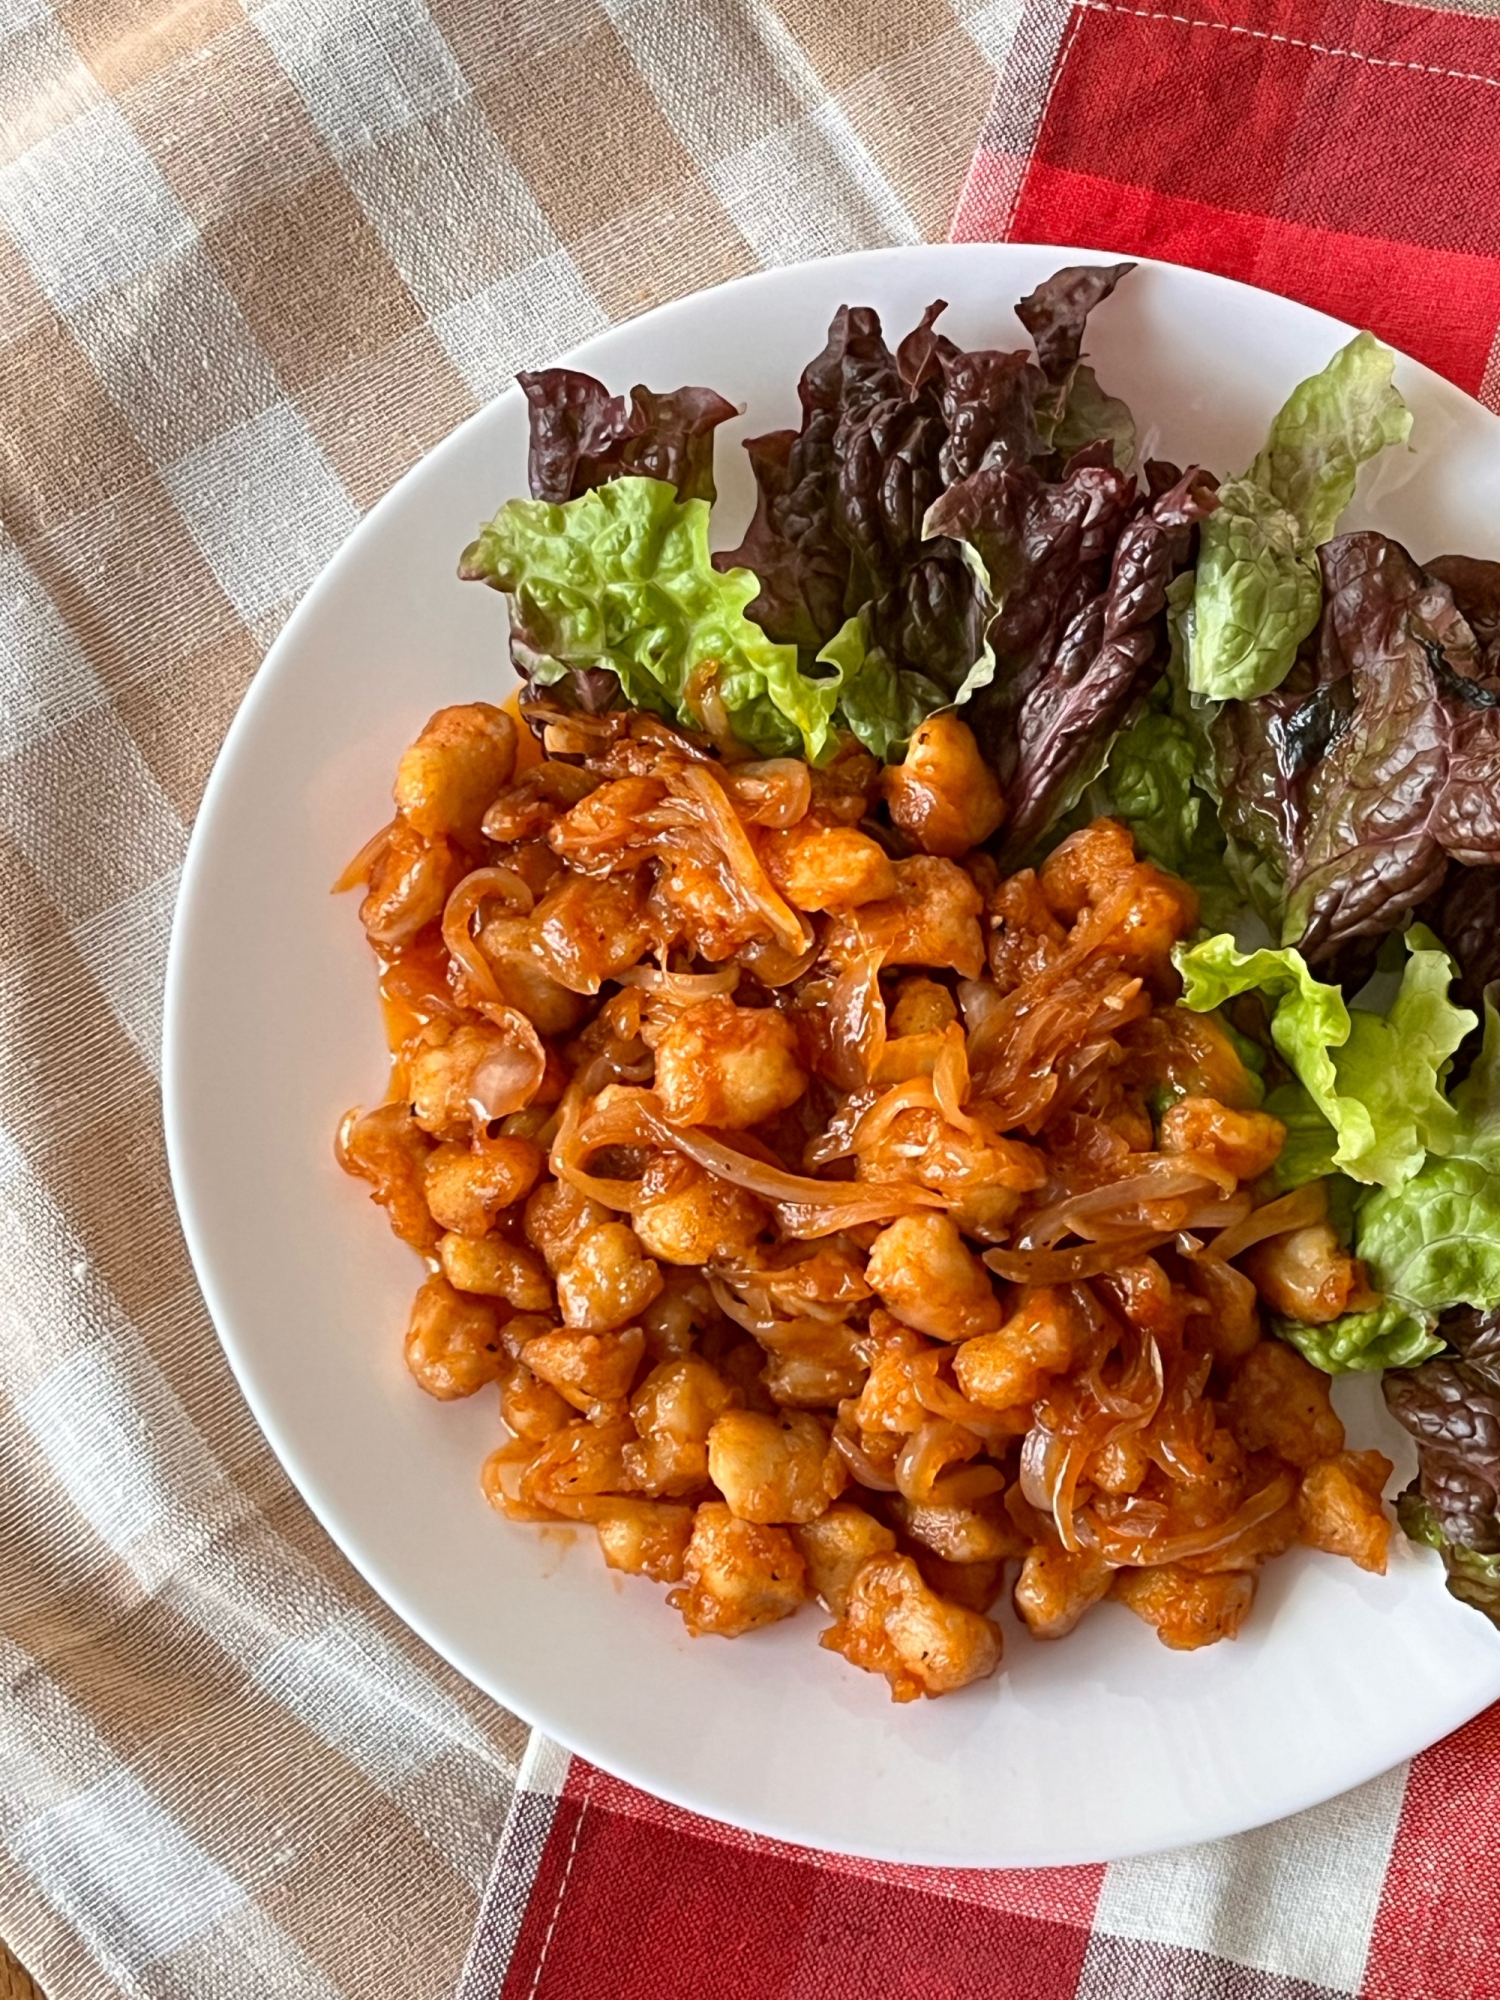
336, 264, 1500, 1698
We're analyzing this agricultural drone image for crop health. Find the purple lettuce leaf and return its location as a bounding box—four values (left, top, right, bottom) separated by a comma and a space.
712, 304, 905, 652
1425, 554, 1500, 674
895, 299, 958, 396
717, 267, 1139, 689
923, 454, 1139, 785
1396, 1486, 1500, 1624
1386, 1355, 1500, 1553
518, 368, 737, 505
936, 346, 1048, 485
863, 553, 993, 699
798, 302, 904, 419
718, 297, 1038, 699
1014, 261, 1136, 384
832, 392, 950, 606
996, 466, 1219, 858
1433, 672, 1500, 865
1211, 662, 1362, 937
715, 427, 849, 654
1440, 1301, 1500, 1376
1419, 554, 1500, 871
1420, 864, 1500, 1017
1213, 532, 1500, 959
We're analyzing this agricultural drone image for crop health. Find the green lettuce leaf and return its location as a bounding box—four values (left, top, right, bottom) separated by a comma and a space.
459, 475, 842, 762
1048, 363, 1137, 468
1188, 480, 1322, 704
1247, 332, 1413, 546
1397, 1488, 1500, 1626
1175, 933, 1366, 1159
1174, 927, 1474, 1187
1355, 1156, 1500, 1317
1263, 1081, 1339, 1189
1164, 566, 1197, 683
1275, 1299, 1443, 1373
1093, 691, 1240, 930
1449, 985, 1500, 1165
813, 582, 999, 762
1349, 992, 1500, 1312
1186, 332, 1412, 701
1332, 924, 1475, 1182
813, 611, 949, 762
1308, 992, 1500, 1370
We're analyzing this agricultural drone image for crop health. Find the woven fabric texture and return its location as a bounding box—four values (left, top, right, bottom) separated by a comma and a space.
470, 1710, 1500, 1998
0, 4, 1001, 1997
465, 0, 1500, 1993
8, 0, 1500, 1995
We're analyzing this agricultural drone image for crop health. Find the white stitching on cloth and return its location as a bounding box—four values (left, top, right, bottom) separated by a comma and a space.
1074, 0, 1500, 88
524, 1766, 595, 2000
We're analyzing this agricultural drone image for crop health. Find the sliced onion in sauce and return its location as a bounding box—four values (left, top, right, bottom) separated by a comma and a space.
631, 1095, 947, 1213
481, 1442, 558, 1523
1018, 1423, 1061, 1516
1078, 1331, 1164, 1425
553, 1084, 943, 1224
614, 963, 740, 1002
331, 818, 395, 894
676, 761, 808, 956
1184, 1251, 1260, 1336
1173, 1191, 1254, 1235
983, 1234, 1170, 1284
736, 927, 820, 988
1092, 1494, 1168, 1536
467, 1008, 547, 1124
1016, 1159, 1236, 1250
1149, 1351, 1215, 1482
844, 1076, 940, 1156
1018, 1418, 1112, 1552
804, 1089, 879, 1168
572, 1040, 655, 1097
722, 758, 813, 828
832, 1426, 900, 1493
680, 667, 738, 759
931, 1023, 978, 1135
549, 1085, 648, 1210
911, 1361, 1031, 1442
707, 1276, 855, 1358
442, 866, 535, 1005
956, 976, 1004, 1038
1080, 1470, 1297, 1568
895, 1419, 985, 1506
1207, 1179, 1330, 1263
824, 948, 887, 1093
1039, 1396, 1133, 1549
774, 1194, 939, 1239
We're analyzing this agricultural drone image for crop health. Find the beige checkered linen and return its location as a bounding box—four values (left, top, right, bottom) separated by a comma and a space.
0, 5, 1002, 1994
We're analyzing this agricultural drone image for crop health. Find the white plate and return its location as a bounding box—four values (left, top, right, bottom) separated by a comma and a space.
164, 244, 1500, 1867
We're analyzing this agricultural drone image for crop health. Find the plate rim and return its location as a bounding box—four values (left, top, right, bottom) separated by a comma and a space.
162, 240, 1500, 1868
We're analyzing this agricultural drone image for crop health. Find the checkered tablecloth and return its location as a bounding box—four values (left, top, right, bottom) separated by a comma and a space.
4, 1, 1500, 1997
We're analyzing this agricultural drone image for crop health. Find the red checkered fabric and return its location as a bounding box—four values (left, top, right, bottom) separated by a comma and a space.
463, 1707, 1500, 1998
460, 6, 1500, 1993
954, 0, 1500, 405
